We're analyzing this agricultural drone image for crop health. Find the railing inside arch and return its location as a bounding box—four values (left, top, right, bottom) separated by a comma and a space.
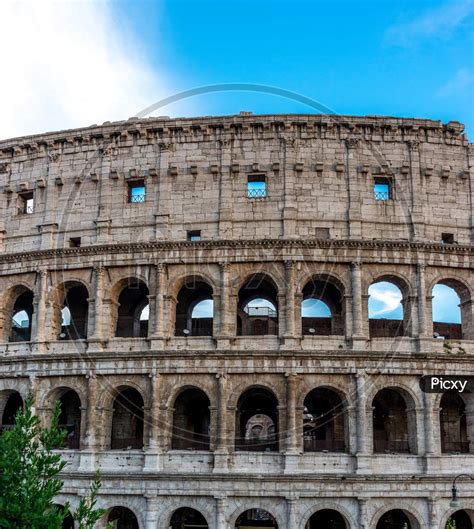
247, 188, 267, 199
130, 193, 146, 203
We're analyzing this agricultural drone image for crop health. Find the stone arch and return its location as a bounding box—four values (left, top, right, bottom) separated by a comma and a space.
367, 272, 413, 338
44, 386, 83, 449
110, 277, 150, 338
158, 499, 215, 529
229, 505, 283, 529
440, 507, 474, 529
237, 273, 279, 336
371, 506, 423, 529
171, 386, 211, 450
303, 386, 348, 453
301, 274, 345, 336
49, 280, 90, 340
430, 276, 473, 340
108, 385, 145, 450
168, 271, 218, 300
2, 284, 34, 342
0, 389, 23, 429
168, 507, 209, 529
105, 506, 140, 529
301, 501, 356, 529
173, 275, 214, 337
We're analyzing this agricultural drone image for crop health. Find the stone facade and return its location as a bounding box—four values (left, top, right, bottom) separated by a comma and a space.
0, 113, 473, 529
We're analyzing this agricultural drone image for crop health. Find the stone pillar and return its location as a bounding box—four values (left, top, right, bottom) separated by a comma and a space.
427, 497, 439, 529
417, 265, 429, 337
84, 375, 99, 450
355, 372, 371, 474
286, 496, 298, 529
357, 498, 369, 529
423, 391, 435, 456
345, 137, 363, 238
149, 263, 166, 340
465, 399, 474, 453
29, 375, 40, 415
214, 373, 229, 473
215, 495, 227, 529
286, 373, 299, 453
32, 269, 48, 344
277, 293, 286, 338
145, 496, 159, 529
89, 265, 106, 342
218, 263, 233, 337
164, 295, 177, 338
350, 262, 364, 342
284, 261, 296, 338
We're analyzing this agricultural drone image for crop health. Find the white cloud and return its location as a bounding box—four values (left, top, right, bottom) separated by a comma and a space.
368, 283, 402, 318
0, 0, 174, 140
385, 0, 474, 46
437, 67, 474, 97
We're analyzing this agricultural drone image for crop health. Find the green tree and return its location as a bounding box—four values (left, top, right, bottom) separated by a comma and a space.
0, 397, 106, 529
446, 518, 457, 529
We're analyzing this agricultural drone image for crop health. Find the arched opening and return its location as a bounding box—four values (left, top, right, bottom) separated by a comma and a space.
57, 389, 82, 449
172, 388, 210, 450
236, 387, 279, 452
170, 507, 209, 529
0, 391, 23, 430
446, 510, 474, 529
10, 289, 34, 342
432, 282, 465, 339
303, 388, 346, 452
115, 280, 149, 338
440, 392, 469, 453
107, 507, 139, 529
305, 509, 347, 529
368, 278, 408, 338
54, 505, 74, 529
372, 389, 414, 454
376, 509, 415, 529
301, 277, 344, 336
58, 283, 89, 340
235, 509, 278, 528
175, 278, 213, 336
237, 274, 279, 336
110, 388, 144, 450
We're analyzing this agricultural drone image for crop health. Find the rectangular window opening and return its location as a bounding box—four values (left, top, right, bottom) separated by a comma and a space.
69, 237, 81, 248
127, 179, 146, 203
441, 233, 455, 244
187, 230, 201, 241
247, 174, 267, 199
19, 191, 34, 214
373, 177, 392, 201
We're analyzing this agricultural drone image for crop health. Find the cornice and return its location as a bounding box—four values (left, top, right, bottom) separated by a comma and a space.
0, 238, 472, 265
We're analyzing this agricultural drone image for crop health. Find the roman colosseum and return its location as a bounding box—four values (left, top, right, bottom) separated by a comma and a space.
0, 113, 473, 529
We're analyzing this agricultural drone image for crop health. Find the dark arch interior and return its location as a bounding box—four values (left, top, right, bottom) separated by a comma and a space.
110, 388, 144, 449
175, 279, 213, 336
372, 389, 411, 454
236, 509, 278, 528
446, 510, 473, 529
58, 389, 81, 449
306, 509, 347, 529
237, 275, 279, 336
115, 280, 149, 338
170, 507, 209, 529
440, 392, 469, 454
303, 388, 346, 453
60, 284, 89, 340
302, 278, 344, 336
376, 509, 411, 529
172, 388, 210, 450
236, 388, 278, 452
54, 505, 74, 529
1, 391, 23, 428
10, 289, 34, 342
108, 506, 139, 529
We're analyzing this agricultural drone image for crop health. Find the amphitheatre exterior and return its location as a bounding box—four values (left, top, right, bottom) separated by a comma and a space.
0, 112, 473, 529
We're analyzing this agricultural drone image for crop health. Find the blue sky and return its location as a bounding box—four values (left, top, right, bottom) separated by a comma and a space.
0, 0, 472, 139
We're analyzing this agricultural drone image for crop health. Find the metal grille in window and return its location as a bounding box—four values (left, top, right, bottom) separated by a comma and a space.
374, 190, 390, 201
130, 192, 145, 203
25, 203, 34, 214
247, 187, 267, 199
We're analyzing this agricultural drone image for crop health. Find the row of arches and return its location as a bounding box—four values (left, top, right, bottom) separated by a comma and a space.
2, 385, 472, 455
56, 505, 474, 529
6, 273, 469, 342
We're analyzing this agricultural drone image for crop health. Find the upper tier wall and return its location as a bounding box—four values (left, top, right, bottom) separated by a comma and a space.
0, 113, 472, 253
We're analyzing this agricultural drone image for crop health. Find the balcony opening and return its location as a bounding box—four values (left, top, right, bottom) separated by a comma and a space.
440, 392, 469, 454
235, 387, 278, 452
441, 232, 455, 244
170, 508, 208, 529
302, 277, 344, 336
110, 387, 144, 450
57, 389, 82, 450
175, 278, 213, 336
446, 511, 474, 529
432, 280, 468, 340
58, 283, 89, 340
115, 279, 149, 338
376, 510, 417, 529
69, 237, 81, 248
18, 191, 34, 214
237, 274, 278, 336
372, 388, 414, 454
373, 177, 392, 201
10, 288, 33, 342
303, 388, 346, 453
306, 509, 347, 529
235, 509, 278, 528
187, 230, 201, 241
247, 174, 267, 199
54, 505, 74, 529
107, 507, 139, 529
127, 179, 146, 203
1, 391, 23, 431
368, 277, 409, 338
172, 387, 210, 450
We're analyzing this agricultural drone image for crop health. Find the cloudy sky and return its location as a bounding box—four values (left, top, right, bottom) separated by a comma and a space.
0, 0, 472, 140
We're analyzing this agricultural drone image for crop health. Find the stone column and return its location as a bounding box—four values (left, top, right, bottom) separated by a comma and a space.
350, 262, 364, 341
164, 295, 177, 338
345, 137, 362, 238
423, 391, 435, 456
286, 496, 298, 529
214, 373, 229, 473
149, 263, 166, 340
80, 374, 99, 471
145, 372, 164, 472
284, 261, 296, 338
89, 265, 106, 342
427, 497, 439, 529
29, 375, 40, 415
32, 269, 48, 344
218, 263, 233, 337
357, 498, 369, 529
145, 496, 159, 529
417, 265, 429, 337
355, 372, 371, 474
286, 373, 299, 453
277, 293, 286, 338
215, 495, 227, 529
